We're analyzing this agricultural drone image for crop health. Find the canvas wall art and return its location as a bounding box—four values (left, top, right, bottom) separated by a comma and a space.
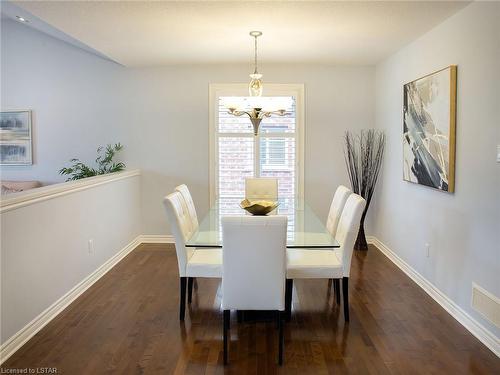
0, 110, 33, 165
403, 66, 457, 193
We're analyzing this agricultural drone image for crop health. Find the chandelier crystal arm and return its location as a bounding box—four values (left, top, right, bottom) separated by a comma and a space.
266, 110, 287, 116
227, 109, 252, 118
228, 109, 287, 119
227, 106, 287, 136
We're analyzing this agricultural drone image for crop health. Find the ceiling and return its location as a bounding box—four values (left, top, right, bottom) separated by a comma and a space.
8, 1, 469, 67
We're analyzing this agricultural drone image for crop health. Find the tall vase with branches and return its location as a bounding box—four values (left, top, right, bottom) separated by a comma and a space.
344, 129, 385, 250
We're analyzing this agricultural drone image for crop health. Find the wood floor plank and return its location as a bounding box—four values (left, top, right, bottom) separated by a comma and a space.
2, 244, 499, 374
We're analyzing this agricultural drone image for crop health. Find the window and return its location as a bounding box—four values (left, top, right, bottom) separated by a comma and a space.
209, 84, 304, 204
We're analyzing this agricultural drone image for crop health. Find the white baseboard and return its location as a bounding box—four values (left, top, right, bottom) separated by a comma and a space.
5, 234, 496, 363
367, 236, 499, 357
0, 234, 175, 364
138, 234, 174, 244
0, 235, 142, 365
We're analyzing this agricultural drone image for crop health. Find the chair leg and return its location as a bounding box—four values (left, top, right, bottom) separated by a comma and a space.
187, 277, 194, 303
179, 277, 187, 321
334, 279, 341, 305
278, 311, 284, 365
342, 277, 349, 322
223, 310, 230, 365
285, 279, 293, 322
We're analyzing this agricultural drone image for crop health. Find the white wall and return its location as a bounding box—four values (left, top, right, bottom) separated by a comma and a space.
1, 19, 375, 235
123, 64, 374, 234
373, 2, 500, 337
0, 171, 141, 345
0, 19, 130, 185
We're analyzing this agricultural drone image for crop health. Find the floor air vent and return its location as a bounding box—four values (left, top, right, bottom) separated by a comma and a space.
472, 283, 500, 327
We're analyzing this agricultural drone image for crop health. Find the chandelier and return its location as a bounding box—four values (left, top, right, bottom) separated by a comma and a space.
225, 31, 288, 136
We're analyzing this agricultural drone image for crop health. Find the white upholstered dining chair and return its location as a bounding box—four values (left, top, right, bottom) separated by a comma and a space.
221, 215, 288, 365
175, 184, 202, 302
245, 177, 278, 200
325, 185, 352, 299
175, 184, 199, 229
163, 191, 222, 320
285, 194, 366, 322
326, 185, 352, 236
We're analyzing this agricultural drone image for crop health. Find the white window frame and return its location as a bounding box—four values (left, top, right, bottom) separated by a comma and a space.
209, 83, 305, 206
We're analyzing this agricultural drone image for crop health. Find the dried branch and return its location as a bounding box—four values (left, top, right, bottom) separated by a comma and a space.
343, 129, 385, 249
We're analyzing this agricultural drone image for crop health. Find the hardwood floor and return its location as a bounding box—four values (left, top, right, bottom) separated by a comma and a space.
3, 244, 499, 374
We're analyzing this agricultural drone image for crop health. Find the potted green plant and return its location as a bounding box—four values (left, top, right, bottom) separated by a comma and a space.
59, 143, 126, 181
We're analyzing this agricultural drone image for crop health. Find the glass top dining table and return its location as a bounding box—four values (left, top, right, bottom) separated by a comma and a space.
186, 197, 340, 249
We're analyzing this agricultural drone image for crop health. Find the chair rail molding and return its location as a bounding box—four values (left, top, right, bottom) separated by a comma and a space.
366, 236, 500, 357
0, 169, 141, 213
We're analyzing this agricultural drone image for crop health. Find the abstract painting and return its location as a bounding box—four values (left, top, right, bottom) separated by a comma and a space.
0, 110, 33, 165
403, 66, 457, 193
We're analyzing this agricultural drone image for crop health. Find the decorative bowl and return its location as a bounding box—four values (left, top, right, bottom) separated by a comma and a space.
240, 199, 279, 216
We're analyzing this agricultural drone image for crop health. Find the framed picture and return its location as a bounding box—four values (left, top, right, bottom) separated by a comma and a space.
403, 66, 457, 193
0, 110, 33, 165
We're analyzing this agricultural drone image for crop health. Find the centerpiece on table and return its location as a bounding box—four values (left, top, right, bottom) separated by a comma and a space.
240, 199, 279, 216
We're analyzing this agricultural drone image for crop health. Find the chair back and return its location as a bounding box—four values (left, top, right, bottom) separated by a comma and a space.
175, 184, 199, 229
245, 178, 278, 200
326, 185, 352, 236
222, 216, 287, 311
163, 192, 195, 277
335, 194, 366, 277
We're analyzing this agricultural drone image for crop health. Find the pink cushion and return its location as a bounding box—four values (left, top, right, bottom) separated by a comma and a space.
1, 180, 41, 194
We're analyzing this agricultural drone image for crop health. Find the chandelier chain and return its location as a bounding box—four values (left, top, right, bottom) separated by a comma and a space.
254, 35, 258, 74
